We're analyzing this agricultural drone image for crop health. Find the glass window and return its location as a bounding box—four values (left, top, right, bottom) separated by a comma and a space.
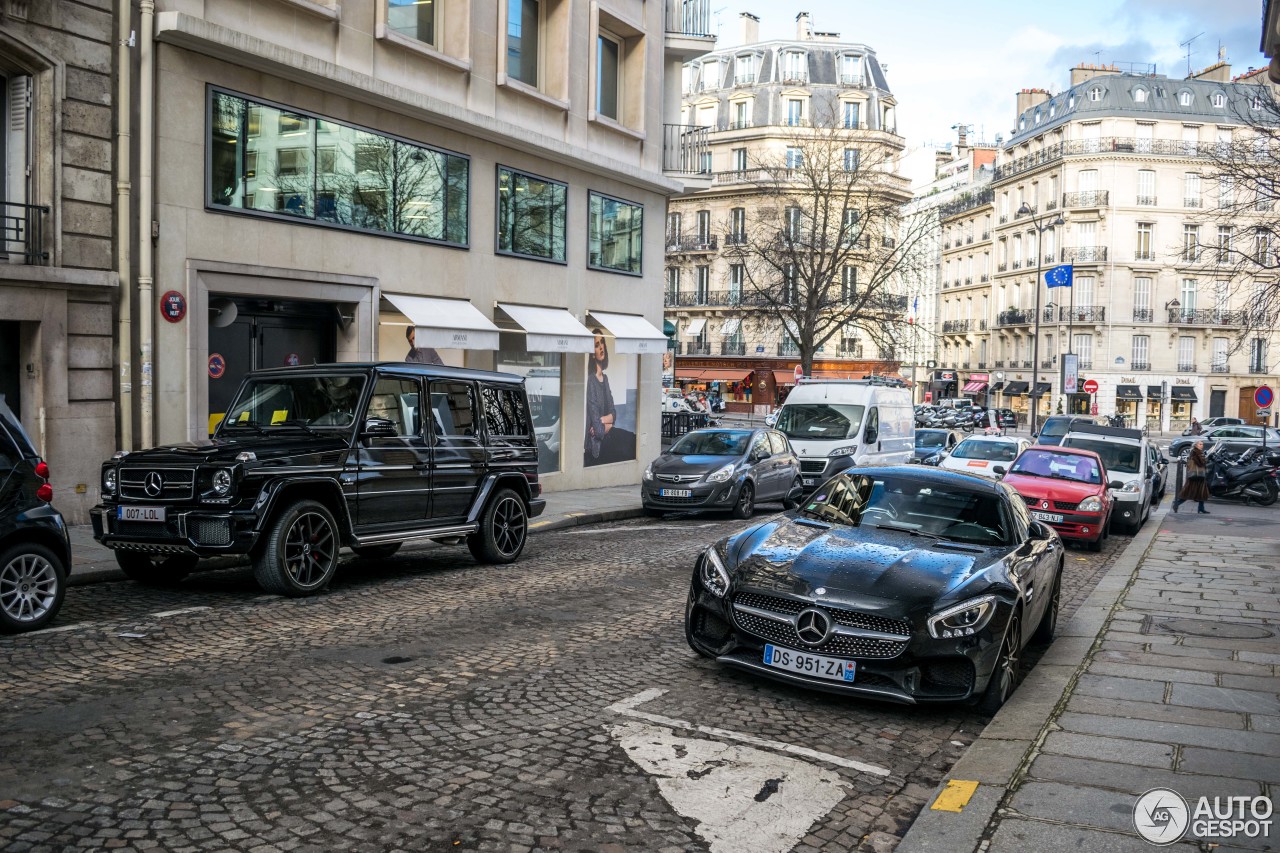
776, 403, 865, 440
497, 352, 561, 474
507, 0, 540, 86
367, 377, 420, 436
481, 384, 532, 437
841, 101, 860, 128
768, 431, 789, 455
596, 33, 620, 120
387, 0, 436, 45
843, 148, 859, 171
785, 147, 803, 170
429, 381, 477, 436
209, 90, 468, 245
588, 191, 643, 275
496, 166, 567, 262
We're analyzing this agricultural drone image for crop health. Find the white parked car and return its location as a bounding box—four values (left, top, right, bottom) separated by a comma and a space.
937, 435, 1030, 480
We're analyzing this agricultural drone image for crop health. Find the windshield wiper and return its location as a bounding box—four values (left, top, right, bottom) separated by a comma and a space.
872, 523, 947, 541
280, 419, 322, 436
222, 420, 265, 435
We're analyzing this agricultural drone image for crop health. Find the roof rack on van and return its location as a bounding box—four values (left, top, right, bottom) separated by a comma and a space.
796, 376, 908, 387
1063, 423, 1143, 441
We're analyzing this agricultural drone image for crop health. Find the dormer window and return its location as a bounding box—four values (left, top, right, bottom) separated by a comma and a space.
1020, 117, 1026, 130
1049, 102, 1056, 118
734, 54, 756, 86
1087, 86, 1103, 102
1068, 95, 1076, 109
1134, 87, 1147, 103
780, 51, 808, 84
1211, 92, 1225, 108
1178, 91, 1193, 106
1034, 109, 1042, 124
839, 54, 863, 86
701, 59, 720, 89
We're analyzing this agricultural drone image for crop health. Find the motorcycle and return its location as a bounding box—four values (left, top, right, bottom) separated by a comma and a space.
1203, 445, 1280, 506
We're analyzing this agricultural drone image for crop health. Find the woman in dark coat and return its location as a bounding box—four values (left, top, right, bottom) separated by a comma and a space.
1172, 440, 1211, 514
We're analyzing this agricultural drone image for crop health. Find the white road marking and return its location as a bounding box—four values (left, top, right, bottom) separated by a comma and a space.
612, 720, 848, 853
150, 606, 212, 618
23, 622, 91, 635
606, 688, 890, 777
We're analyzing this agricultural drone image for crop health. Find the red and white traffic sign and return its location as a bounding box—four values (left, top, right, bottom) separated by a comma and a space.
1082, 379, 1099, 394
1254, 386, 1274, 409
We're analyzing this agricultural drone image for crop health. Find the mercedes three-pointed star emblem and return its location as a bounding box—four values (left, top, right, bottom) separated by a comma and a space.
795, 607, 833, 646
144, 471, 164, 498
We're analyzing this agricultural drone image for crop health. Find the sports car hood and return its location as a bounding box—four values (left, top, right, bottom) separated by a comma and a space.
728, 518, 1009, 615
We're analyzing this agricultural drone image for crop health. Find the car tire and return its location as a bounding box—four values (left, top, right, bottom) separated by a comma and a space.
351, 543, 401, 560
1086, 528, 1104, 552
116, 551, 199, 586
730, 482, 755, 520
1031, 570, 1061, 645
978, 609, 1022, 714
0, 543, 67, 634
467, 488, 528, 564
782, 477, 803, 509
253, 499, 340, 597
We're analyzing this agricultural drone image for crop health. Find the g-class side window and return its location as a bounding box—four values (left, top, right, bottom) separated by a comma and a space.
429, 381, 478, 437
481, 385, 531, 438
367, 377, 420, 436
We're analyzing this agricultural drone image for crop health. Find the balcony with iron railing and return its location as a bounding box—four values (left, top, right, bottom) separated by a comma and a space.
664, 289, 765, 308
993, 137, 1240, 182
1045, 199, 1058, 211
1131, 361, 1151, 371
996, 262, 1008, 272
1, 202, 49, 266
996, 309, 1035, 326
1054, 306, 1106, 323
977, 362, 988, 369
1250, 364, 1271, 374
937, 187, 995, 221
1077, 360, 1093, 370
778, 343, 800, 357
1177, 362, 1197, 372
720, 340, 746, 356
980, 273, 990, 282
1134, 250, 1155, 261
666, 233, 718, 253
993, 360, 1006, 368
1136, 195, 1156, 206
1019, 360, 1032, 368
839, 73, 867, 86
1133, 308, 1153, 322
685, 341, 711, 355
662, 124, 711, 176
1061, 246, 1107, 263
664, 0, 713, 37
1062, 190, 1109, 209
1211, 361, 1230, 373
1184, 197, 1202, 209
724, 232, 748, 247
942, 319, 973, 334
979, 320, 988, 330
1166, 308, 1245, 326
1041, 359, 1055, 369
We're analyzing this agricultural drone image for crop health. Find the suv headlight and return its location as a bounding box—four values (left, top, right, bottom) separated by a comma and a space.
1077, 495, 1103, 512
705, 463, 736, 483
212, 468, 234, 496
102, 467, 116, 495
829, 445, 858, 458
1120, 480, 1141, 493
928, 594, 997, 639
700, 546, 731, 597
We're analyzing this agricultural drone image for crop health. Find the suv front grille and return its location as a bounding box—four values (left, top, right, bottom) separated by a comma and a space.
119, 468, 196, 501
732, 592, 911, 659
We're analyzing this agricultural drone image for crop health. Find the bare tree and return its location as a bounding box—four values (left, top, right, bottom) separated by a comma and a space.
717, 118, 935, 376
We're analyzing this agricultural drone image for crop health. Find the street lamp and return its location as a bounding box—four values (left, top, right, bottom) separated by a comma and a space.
1017, 202, 1064, 435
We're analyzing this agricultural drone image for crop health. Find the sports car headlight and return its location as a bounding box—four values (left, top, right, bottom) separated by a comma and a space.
1120, 480, 1141, 493
1077, 496, 1103, 512
642, 463, 654, 481
102, 467, 116, 495
928, 594, 997, 639
700, 546, 731, 598
705, 463, 736, 483
212, 468, 234, 496
829, 445, 858, 458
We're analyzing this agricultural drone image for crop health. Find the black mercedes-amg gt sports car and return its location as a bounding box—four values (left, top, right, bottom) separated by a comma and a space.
684, 467, 1064, 710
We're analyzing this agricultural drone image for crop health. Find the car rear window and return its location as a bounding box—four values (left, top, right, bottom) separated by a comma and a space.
1061, 437, 1140, 474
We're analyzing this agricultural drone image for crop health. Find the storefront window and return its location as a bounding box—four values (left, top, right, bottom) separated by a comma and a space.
496, 166, 567, 262
588, 191, 643, 275
497, 350, 562, 475
209, 89, 469, 245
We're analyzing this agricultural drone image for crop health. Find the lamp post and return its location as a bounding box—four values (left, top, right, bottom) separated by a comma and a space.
1017, 202, 1064, 435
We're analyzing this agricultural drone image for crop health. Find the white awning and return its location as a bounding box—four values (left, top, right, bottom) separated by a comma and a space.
721, 318, 742, 336
382, 293, 500, 350
586, 310, 670, 354
496, 303, 595, 353
683, 318, 707, 337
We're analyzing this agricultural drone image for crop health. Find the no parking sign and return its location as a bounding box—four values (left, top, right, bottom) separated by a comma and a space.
208, 353, 226, 380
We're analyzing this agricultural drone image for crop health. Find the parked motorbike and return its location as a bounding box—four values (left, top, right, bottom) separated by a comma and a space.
1204, 445, 1280, 506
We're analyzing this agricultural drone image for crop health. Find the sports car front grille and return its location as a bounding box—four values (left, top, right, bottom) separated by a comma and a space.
800, 460, 828, 475
734, 593, 912, 637
731, 593, 911, 659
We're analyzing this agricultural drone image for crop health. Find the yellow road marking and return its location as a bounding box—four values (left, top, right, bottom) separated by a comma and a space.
931, 779, 980, 812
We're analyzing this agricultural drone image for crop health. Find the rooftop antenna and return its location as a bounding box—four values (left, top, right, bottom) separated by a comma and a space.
1092, 49, 1102, 65
712, 6, 727, 40
1180, 31, 1204, 76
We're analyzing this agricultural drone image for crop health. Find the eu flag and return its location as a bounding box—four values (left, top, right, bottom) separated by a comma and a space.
1045, 264, 1074, 288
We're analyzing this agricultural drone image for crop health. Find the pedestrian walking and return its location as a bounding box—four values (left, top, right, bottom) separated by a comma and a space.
1172, 440, 1211, 514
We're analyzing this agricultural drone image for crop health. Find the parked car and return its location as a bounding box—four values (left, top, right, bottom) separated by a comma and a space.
1146, 443, 1169, 503
913, 429, 959, 464
0, 396, 71, 633
1032, 415, 1096, 447
998, 446, 1118, 552
995, 409, 1018, 430
1168, 425, 1280, 458
91, 363, 546, 596
1183, 417, 1244, 434
643, 428, 800, 519
937, 435, 1030, 480
1060, 424, 1152, 534
684, 467, 1065, 710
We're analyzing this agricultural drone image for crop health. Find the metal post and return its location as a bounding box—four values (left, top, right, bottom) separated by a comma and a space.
1031, 238, 1043, 436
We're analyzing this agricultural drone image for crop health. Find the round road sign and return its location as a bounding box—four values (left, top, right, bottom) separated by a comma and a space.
1254, 386, 1274, 409
208, 353, 226, 380
1082, 379, 1099, 394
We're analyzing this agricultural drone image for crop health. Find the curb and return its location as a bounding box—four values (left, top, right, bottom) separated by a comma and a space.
67, 506, 645, 588
896, 506, 1169, 853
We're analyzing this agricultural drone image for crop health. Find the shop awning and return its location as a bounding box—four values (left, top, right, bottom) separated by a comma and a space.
496, 303, 595, 353
989, 381, 1005, 394
1028, 382, 1052, 397
1146, 385, 1163, 399
586, 310, 669, 354
663, 319, 676, 336
720, 318, 742, 336
1116, 384, 1142, 401
1003, 381, 1029, 395
675, 368, 704, 380
383, 293, 500, 350
700, 369, 753, 382
774, 370, 799, 386
1170, 386, 1198, 401
962, 380, 988, 393
684, 318, 707, 337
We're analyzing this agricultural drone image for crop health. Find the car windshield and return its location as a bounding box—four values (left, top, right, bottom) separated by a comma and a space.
776, 403, 865, 440
1038, 418, 1076, 437
1061, 437, 1140, 474
220, 375, 369, 432
801, 472, 1010, 546
916, 431, 947, 448
1010, 449, 1102, 484
950, 439, 1018, 461
669, 430, 750, 456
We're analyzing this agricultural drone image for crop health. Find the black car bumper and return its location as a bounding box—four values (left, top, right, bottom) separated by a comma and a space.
91, 504, 260, 557
685, 578, 1009, 705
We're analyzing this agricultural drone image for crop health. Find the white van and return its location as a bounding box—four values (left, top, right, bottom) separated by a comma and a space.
774, 380, 915, 490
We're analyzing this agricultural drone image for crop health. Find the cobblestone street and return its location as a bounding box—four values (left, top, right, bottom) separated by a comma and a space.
0, 514, 1129, 852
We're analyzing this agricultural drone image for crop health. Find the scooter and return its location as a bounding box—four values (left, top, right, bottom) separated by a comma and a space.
1203, 445, 1280, 506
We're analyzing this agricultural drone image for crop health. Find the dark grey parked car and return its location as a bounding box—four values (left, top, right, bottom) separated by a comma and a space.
643, 428, 801, 519
1168, 425, 1280, 458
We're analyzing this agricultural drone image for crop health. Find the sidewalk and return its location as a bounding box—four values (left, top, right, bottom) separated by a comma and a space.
67, 484, 643, 586
899, 504, 1280, 852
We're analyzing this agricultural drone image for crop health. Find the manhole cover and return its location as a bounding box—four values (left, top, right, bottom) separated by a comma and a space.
1143, 615, 1274, 639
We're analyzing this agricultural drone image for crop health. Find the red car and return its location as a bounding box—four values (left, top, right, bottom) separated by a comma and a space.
998, 446, 1118, 551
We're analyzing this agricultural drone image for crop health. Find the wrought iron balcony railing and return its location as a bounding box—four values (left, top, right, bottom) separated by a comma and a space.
1, 201, 49, 266
685, 342, 711, 355
942, 319, 973, 333
1061, 246, 1107, 263
664, 0, 713, 36
1058, 306, 1106, 323
720, 341, 746, 356
1131, 361, 1151, 371
1062, 190, 1109, 208
1177, 362, 1197, 372
996, 309, 1035, 326
662, 124, 711, 175
666, 233, 718, 252
993, 137, 1243, 182
1133, 308, 1153, 322
1166, 308, 1245, 327
1211, 362, 1230, 373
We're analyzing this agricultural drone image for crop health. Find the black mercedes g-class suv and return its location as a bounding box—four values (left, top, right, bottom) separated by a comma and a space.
91, 363, 546, 597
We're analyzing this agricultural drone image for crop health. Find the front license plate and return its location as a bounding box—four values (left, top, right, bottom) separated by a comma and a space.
802, 477, 817, 486
763, 644, 856, 683
118, 505, 166, 522
659, 488, 692, 498
1031, 511, 1064, 523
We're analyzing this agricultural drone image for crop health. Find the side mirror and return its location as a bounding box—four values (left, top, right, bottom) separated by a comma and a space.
764, 413, 778, 427
993, 465, 1007, 476
362, 417, 399, 438
1029, 521, 1052, 540
1107, 480, 1123, 490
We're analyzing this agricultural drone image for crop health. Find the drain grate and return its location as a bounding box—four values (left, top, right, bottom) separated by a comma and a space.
1141, 615, 1274, 639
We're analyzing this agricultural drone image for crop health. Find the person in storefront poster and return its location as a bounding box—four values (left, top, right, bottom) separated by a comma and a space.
405, 326, 444, 365
584, 330, 636, 467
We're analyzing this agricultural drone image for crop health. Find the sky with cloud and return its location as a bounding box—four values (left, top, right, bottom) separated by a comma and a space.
723, 1, 1266, 181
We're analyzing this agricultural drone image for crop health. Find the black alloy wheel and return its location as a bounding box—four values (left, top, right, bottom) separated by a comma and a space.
978, 611, 1022, 714
253, 500, 340, 596
731, 482, 755, 520
0, 543, 67, 633
116, 551, 199, 586
467, 488, 528, 564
